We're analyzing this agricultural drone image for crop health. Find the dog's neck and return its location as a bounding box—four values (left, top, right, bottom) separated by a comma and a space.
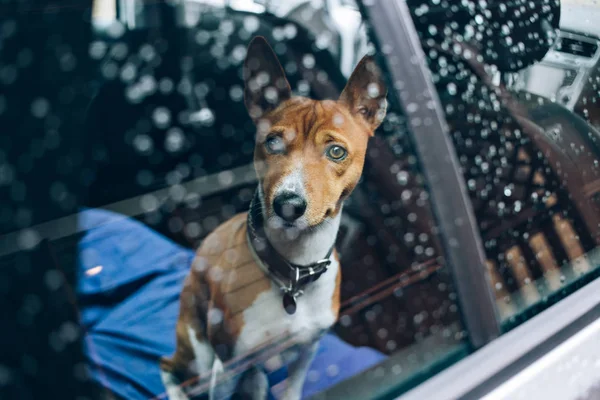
257, 186, 341, 266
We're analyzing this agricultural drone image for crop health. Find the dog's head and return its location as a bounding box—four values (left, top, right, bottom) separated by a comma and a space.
244, 36, 387, 232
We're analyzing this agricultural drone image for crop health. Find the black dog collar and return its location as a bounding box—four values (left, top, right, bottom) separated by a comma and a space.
246, 190, 333, 315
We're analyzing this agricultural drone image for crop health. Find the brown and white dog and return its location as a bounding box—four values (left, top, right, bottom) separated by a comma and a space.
160, 36, 387, 400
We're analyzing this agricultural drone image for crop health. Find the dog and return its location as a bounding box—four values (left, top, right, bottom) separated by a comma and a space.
159, 36, 387, 400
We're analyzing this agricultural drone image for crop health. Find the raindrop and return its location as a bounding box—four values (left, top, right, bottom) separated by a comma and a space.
152, 107, 171, 129
208, 266, 224, 282
265, 87, 279, 103
208, 308, 224, 325
218, 171, 234, 187
413, 312, 425, 324
298, 80, 310, 96
368, 83, 380, 98
165, 127, 185, 153
243, 16, 260, 33
414, 4, 430, 16
101, 62, 118, 79
106, 21, 125, 38
447, 82, 457, 95
195, 30, 211, 45
189, 108, 215, 127
406, 103, 418, 113
140, 75, 157, 94
284, 24, 298, 39
316, 31, 333, 50
45, 269, 63, 291
185, 222, 201, 238
59, 321, 80, 343
219, 19, 235, 37
159, 78, 174, 94
60, 52, 77, 72
326, 364, 339, 377
302, 54, 316, 69
1, 19, 17, 38
31, 98, 50, 118
50, 181, 67, 202
307, 370, 320, 383
110, 42, 129, 60
0, 364, 12, 386
133, 134, 153, 154
231, 45, 246, 64
0, 64, 17, 85
339, 315, 352, 327
193, 257, 208, 272
396, 170, 409, 185
0, 163, 15, 186
120, 63, 136, 82
18, 229, 40, 250
140, 194, 159, 212
139, 44, 156, 62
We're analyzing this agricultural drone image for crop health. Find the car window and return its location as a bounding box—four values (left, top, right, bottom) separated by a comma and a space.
0, 0, 482, 399
405, 0, 600, 332
5, 0, 600, 399
83, 1, 474, 399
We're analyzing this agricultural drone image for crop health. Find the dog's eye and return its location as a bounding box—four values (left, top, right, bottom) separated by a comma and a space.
326, 145, 347, 161
265, 136, 285, 154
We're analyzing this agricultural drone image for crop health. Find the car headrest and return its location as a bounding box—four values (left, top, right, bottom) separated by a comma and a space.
408, 0, 561, 72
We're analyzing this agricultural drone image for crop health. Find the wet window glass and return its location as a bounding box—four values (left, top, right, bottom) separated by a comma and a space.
5, 0, 600, 399
1, 1, 475, 399
408, 0, 600, 329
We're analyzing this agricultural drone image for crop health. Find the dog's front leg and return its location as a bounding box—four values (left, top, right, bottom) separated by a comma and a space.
236, 365, 269, 400
283, 341, 319, 400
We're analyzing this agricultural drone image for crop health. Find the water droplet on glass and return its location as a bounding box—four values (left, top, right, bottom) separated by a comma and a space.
31, 98, 50, 118
302, 54, 316, 69
165, 128, 185, 153
189, 108, 215, 127
368, 83, 380, 98
152, 107, 171, 129
18, 229, 40, 250
396, 170, 409, 185
243, 16, 260, 33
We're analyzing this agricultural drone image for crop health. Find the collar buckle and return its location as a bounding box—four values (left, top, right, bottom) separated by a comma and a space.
311, 259, 332, 272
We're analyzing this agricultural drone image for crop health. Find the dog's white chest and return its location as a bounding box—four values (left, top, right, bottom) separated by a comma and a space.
234, 258, 339, 356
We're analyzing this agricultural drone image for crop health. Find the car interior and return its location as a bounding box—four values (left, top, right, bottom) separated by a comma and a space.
82, 0, 600, 396
408, 0, 600, 325
4, 0, 600, 399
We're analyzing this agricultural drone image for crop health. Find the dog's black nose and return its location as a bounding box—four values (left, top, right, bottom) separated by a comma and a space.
273, 192, 307, 222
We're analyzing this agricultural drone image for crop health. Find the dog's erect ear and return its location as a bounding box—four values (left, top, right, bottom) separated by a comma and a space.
339, 55, 387, 134
244, 36, 292, 122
